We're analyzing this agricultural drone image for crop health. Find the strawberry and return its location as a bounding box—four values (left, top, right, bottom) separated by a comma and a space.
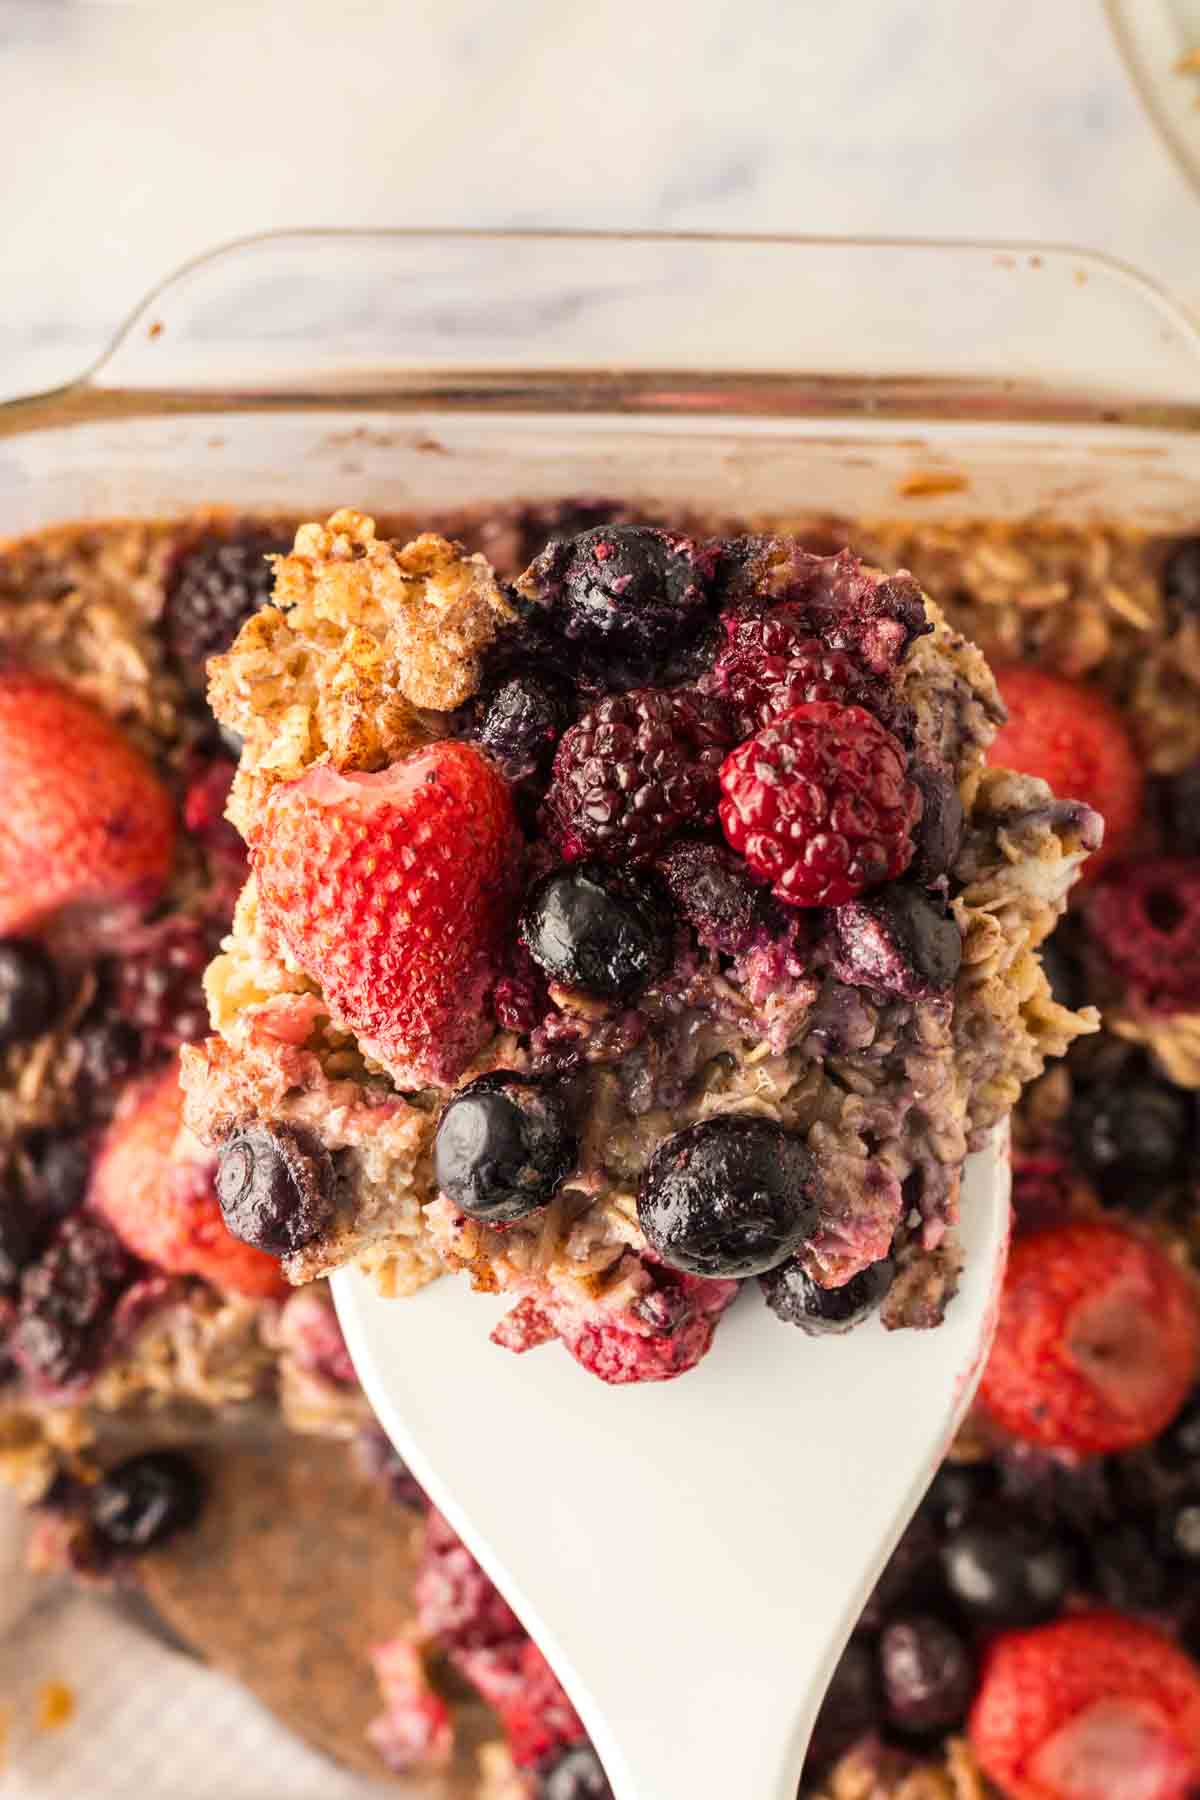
251, 742, 519, 1087
970, 1613, 1200, 1800
88, 1058, 286, 1301
0, 670, 175, 935
979, 1220, 1200, 1455
987, 667, 1142, 879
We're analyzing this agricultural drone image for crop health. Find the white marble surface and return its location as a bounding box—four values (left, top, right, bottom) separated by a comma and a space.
0, 0, 1198, 402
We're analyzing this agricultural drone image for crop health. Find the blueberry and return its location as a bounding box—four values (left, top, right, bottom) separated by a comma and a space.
520, 525, 716, 685
536, 1744, 614, 1800
1090, 1521, 1168, 1611
858, 1511, 940, 1631
1070, 1078, 1190, 1202
655, 838, 765, 956
0, 941, 60, 1047
923, 1460, 998, 1531
879, 1615, 973, 1736
434, 1073, 577, 1224
940, 1518, 1079, 1626
1162, 536, 1200, 627
637, 1115, 817, 1279
803, 1637, 880, 1774
521, 864, 674, 1003
1159, 1494, 1200, 1565
830, 886, 962, 1000
89, 1450, 205, 1551
476, 668, 572, 783
908, 765, 965, 886
760, 1255, 894, 1334
216, 1121, 336, 1255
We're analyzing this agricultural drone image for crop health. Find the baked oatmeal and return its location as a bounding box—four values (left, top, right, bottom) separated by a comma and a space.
2, 501, 1199, 1800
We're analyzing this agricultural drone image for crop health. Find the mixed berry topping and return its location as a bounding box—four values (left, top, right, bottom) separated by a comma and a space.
89, 1449, 206, 1552
520, 863, 674, 1002
163, 528, 288, 686
0, 940, 60, 1047
829, 885, 962, 1000
9, 1214, 133, 1390
759, 1254, 895, 1334
433, 1073, 577, 1223
215, 1119, 338, 1257
636, 1115, 817, 1278
546, 687, 732, 864
718, 702, 921, 908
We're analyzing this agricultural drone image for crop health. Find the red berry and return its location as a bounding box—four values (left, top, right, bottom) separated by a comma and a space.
546, 688, 732, 863
88, 1059, 287, 1301
452, 1639, 587, 1769
987, 667, 1142, 879
707, 604, 887, 740
970, 1613, 1200, 1800
251, 741, 519, 1087
1085, 857, 1200, 1013
0, 670, 175, 936
979, 1221, 1200, 1455
415, 1509, 523, 1650
718, 702, 920, 908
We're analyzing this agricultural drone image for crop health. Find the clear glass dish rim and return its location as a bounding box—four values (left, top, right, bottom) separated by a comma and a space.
4, 226, 1200, 436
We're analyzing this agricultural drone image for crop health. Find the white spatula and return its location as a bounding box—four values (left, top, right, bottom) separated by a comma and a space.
333, 1131, 1010, 1800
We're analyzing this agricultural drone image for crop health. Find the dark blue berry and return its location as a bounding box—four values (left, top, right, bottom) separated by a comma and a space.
76, 1017, 142, 1097
216, 1121, 336, 1255
908, 764, 964, 886
858, 1511, 940, 1631
638, 1115, 817, 1279
1159, 1494, 1200, 1565
31, 1136, 91, 1222
519, 526, 717, 685
521, 864, 674, 1003
923, 1460, 998, 1530
9, 1214, 133, 1387
1070, 1078, 1189, 1202
536, 1744, 614, 1800
655, 838, 765, 955
760, 1255, 894, 1334
830, 886, 962, 1000
90, 1450, 205, 1551
1090, 1521, 1168, 1611
879, 1615, 973, 1736
477, 668, 573, 784
1163, 536, 1200, 627
434, 1074, 577, 1224
165, 529, 288, 682
940, 1518, 1079, 1626
803, 1637, 880, 1775
0, 940, 60, 1047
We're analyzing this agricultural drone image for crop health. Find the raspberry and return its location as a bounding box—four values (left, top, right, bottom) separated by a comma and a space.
718, 703, 920, 908
164, 528, 288, 684
987, 667, 1142, 879
415, 1509, 523, 1650
562, 1272, 737, 1384
654, 838, 765, 954
252, 742, 519, 1087
715, 540, 930, 674
547, 688, 732, 863
1085, 858, 1200, 1013
970, 1613, 1200, 1800
9, 1214, 134, 1390
516, 525, 719, 686
706, 604, 889, 740
451, 1640, 587, 1769
979, 1221, 1200, 1455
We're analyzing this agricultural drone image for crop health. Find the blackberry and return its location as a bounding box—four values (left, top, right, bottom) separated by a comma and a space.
940, 1517, 1079, 1626
637, 1115, 817, 1279
707, 606, 887, 740
75, 1016, 142, 1096
9, 1214, 133, 1388
536, 1745, 614, 1800
521, 864, 674, 1003
803, 1638, 880, 1774
434, 1073, 577, 1224
1069, 1077, 1190, 1202
878, 1615, 973, 1736
715, 540, 931, 674
907, 764, 965, 886
830, 885, 962, 999
0, 940, 60, 1047
654, 838, 765, 955
760, 1255, 894, 1334
164, 528, 288, 682
90, 1450, 205, 1552
29, 1135, 92, 1222
116, 917, 214, 1051
215, 1121, 336, 1256
476, 667, 574, 784
1090, 1521, 1169, 1611
1162, 536, 1200, 627
547, 688, 732, 864
517, 525, 719, 686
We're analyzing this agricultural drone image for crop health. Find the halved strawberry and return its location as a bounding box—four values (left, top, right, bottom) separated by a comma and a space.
0, 670, 175, 934
251, 742, 519, 1087
987, 666, 1142, 879
88, 1058, 286, 1300
970, 1613, 1200, 1800
979, 1220, 1200, 1455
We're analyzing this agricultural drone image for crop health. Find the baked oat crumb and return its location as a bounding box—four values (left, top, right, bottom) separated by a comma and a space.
35, 1681, 75, 1733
